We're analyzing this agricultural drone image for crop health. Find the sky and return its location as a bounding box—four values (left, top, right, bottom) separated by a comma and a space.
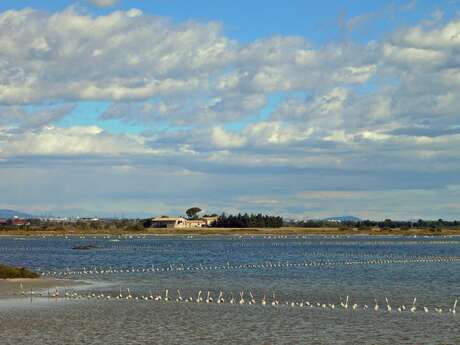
1, 0, 460, 220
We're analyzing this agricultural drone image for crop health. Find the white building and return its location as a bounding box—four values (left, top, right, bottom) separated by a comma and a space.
151, 216, 218, 229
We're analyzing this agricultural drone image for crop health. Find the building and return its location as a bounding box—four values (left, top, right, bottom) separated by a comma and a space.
151, 217, 189, 228
151, 215, 218, 229
10, 218, 30, 226
201, 216, 219, 226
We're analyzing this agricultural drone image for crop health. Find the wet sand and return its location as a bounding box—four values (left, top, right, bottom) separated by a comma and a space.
0, 278, 85, 297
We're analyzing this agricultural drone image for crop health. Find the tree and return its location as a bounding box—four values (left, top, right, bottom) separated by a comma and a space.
186, 207, 202, 219
212, 213, 283, 228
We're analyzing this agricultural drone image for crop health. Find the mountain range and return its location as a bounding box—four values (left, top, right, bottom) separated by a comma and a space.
0, 209, 34, 219
324, 216, 361, 222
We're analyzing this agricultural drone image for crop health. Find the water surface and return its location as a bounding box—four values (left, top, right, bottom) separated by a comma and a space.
0, 235, 458, 344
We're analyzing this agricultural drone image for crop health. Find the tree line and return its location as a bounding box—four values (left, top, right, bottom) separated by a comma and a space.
290, 218, 460, 230
211, 213, 283, 228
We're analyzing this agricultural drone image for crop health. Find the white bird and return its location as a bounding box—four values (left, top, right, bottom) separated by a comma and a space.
271, 293, 278, 306
196, 290, 202, 303
385, 297, 392, 312
249, 292, 256, 305
374, 299, 379, 311
205, 291, 213, 303
450, 299, 457, 315
261, 295, 266, 306
176, 289, 183, 302
239, 291, 245, 305
229, 292, 235, 304
217, 291, 224, 304
410, 297, 417, 313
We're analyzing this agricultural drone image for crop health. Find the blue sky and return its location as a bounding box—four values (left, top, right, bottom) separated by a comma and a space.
1, 0, 460, 219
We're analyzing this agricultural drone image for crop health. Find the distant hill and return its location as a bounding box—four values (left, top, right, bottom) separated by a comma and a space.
0, 209, 34, 219
324, 215, 361, 222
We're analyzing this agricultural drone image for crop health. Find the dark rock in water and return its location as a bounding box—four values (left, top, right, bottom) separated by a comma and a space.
72, 244, 98, 250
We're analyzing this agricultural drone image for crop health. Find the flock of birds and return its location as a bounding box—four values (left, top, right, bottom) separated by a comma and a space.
18, 284, 458, 317
2, 234, 459, 253
7, 235, 460, 321
40, 255, 460, 278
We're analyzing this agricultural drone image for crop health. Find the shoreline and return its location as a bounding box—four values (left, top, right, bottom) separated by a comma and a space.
0, 227, 459, 237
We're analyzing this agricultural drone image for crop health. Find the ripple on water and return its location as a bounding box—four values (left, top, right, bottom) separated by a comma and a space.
0, 235, 459, 344
0, 301, 459, 345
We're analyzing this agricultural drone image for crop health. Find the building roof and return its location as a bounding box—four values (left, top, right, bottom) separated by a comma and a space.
152, 216, 186, 222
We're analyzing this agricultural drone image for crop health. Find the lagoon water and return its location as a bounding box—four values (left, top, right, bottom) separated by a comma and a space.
0, 235, 459, 344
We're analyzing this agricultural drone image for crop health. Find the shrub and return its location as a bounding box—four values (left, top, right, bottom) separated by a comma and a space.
0, 264, 39, 279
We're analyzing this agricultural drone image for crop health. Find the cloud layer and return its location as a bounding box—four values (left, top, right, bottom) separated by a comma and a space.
1, 7, 460, 218
89, 0, 119, 8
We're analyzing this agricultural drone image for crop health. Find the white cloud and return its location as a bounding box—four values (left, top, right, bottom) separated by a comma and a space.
1, 8, 460, 218
272, 88, 349, 130
89, 0, 120, 8
212, 127, 246, 148
210, 122, 314, 149
392, 18, 460, 49
383, 44, 446, 65
0, 7, 234, 104
0, 7, 379, 125
243, 122, 313, 146
0, 126, 157, 157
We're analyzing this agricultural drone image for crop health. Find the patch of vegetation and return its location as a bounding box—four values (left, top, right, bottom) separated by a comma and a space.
212, 213, 283, 228
0, 264, 39, 279
186, 207, 202, 219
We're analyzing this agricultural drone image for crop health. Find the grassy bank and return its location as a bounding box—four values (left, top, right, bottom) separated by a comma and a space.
0, 226, 459, 236
0, 264, 39, 279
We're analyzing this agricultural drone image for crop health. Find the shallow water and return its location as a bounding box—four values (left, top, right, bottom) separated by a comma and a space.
0, 235, 459, 344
